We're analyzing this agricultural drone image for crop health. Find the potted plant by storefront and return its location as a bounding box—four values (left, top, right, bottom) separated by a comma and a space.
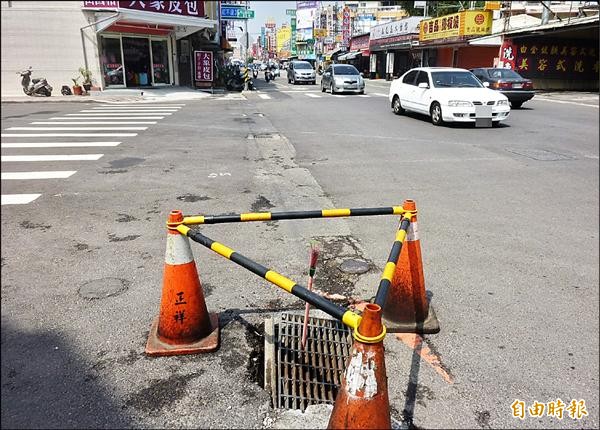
79, 67, 92, 93
71, 77, 83, 95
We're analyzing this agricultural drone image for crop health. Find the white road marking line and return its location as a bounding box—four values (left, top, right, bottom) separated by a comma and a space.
258, 94, 271, 99
92, 105, 181, 108
1, 142, 120, 148
65, 113, 172, 116
1, 133, 137, 137
31, 121, 156, 125
306, 93, 321, 98
91, 106, 180, 109
358, 94, 370, 97
2, 154, 104, 162
534, 98, 599, 108
331, 94, 347, 98
2, 171, 77, 179
6, 127, 147, 131
50, 117, 164, 120
373, 93, 388, 97
1, 194, 42, 205
281, 90, 321, 93
93, 104, 184, 107
79, 110, 177, 113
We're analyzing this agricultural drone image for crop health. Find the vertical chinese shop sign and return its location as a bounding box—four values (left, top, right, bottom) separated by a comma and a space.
195, 51, 213, 82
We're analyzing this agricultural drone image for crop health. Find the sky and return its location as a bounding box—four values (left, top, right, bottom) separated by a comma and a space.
247, 1, 297, 36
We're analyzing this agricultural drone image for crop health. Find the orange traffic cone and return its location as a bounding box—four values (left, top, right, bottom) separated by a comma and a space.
383, 199, 440, 334
145, 210, 219, 356
328, 304, 391, 430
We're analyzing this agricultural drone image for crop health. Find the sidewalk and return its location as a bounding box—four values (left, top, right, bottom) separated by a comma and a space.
1, 86, 221, 104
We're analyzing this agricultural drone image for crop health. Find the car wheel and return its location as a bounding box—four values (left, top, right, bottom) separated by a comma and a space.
430, 102, 443, 126
288, 78, 291, 84
330, 83, 335, 94
359, 90, 364, 95
392, 96, 404, 115
511, 101, 523, 109
312, 81, 316, 85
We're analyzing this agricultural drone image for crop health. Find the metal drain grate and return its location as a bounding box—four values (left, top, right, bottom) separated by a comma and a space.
265, 312, 353, 411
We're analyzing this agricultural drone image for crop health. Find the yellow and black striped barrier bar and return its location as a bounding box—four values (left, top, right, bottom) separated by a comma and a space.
373, 214, 412, 307
175, 224, 362, 331
183, 205, 407, 225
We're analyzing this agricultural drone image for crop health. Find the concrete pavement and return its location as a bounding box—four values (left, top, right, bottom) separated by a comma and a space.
1, 79, 598, 429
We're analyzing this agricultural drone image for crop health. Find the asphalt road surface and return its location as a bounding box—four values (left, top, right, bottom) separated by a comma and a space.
1, 79, 598, 429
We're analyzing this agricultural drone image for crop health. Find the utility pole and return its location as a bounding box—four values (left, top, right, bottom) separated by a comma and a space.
244, 0, 249, 90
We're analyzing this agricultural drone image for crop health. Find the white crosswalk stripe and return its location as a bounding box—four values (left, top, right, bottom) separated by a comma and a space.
1, 102, 185, 205
2, 154, 104, 162
32, 121, 157, 125
2, 171, 77, 180
6, 127, 148, 131
2, 133, 138, 137
65, 113, 172, 116
306, 94, 321, 98
259, 94, 271, 99
2, 142, 120, 148
50, 117, 164, 120
373, 93, 388, 97
1, 194, 42, 205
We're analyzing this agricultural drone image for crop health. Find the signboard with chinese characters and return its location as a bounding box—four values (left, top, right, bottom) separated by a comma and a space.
195, 51, 213, 82
286, 9, 296, 16
82, 1, 119, 9
83, 1, 204, 17
119, 1, 204, 17
502, 38, 599, 80
370, 16, 422, 40
419, 10, 492, 42
342, 6, 351, 47
314, 28, 328, 38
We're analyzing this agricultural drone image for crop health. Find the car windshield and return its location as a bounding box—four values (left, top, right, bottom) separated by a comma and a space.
488, 69, 523, 79
294, 62, 312, 69
333, 65, 359, 75
431, 71, 483, 88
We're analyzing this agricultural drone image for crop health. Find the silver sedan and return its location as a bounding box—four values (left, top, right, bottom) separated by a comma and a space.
321, 64, 365, 94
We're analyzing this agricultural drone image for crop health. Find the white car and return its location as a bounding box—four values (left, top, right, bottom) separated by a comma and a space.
389, 67, 511, 126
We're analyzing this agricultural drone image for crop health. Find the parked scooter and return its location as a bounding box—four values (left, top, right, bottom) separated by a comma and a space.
225, 64, 245, 92
17, 67, 52, 97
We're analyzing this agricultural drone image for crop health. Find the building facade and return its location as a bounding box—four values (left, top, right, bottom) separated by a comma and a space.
1, 1, 218, 96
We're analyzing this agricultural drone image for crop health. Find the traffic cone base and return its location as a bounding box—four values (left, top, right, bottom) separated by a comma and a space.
145, 312, 219, 356
382, 304, 439, 334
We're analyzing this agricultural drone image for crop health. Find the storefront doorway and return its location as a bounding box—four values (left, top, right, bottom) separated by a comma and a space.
100, 35, 172, 88
123, 37, 151, 87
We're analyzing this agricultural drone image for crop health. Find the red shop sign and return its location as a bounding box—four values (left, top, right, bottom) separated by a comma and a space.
195, 51, 213, 82
118, 1, 204, 17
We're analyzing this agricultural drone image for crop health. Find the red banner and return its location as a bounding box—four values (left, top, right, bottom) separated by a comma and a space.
195, 51, 213, 82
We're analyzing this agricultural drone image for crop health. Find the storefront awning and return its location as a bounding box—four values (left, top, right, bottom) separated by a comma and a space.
95, 8, 217, 39
338, 51, 361, 61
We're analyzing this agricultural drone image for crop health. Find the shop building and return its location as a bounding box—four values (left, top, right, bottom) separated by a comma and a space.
417, 10, 497, 70
1, 1, 218, 96
338, 33, 370, 76
368, 17, 423, 80
494, 15, 599, 90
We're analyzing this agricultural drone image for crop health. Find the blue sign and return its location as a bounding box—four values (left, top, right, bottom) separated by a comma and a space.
221, 5, 243, 18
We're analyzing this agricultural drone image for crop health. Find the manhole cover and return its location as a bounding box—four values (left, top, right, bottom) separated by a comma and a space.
78, 277, 129, 299
506, 148, 575, 161
265, 312, 352, 411
339, 259, 370, 274
247, 133, 281, 140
